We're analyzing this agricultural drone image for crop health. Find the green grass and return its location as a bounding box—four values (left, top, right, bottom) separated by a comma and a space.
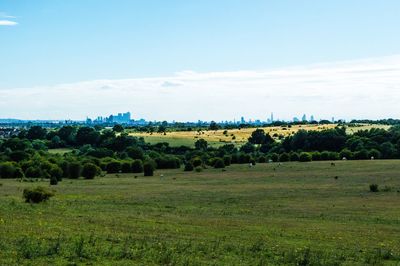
1, 160, 400, 265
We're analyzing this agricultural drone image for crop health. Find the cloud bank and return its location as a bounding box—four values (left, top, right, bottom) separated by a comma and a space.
0, 20, 17, 26
1, 55, 400, 121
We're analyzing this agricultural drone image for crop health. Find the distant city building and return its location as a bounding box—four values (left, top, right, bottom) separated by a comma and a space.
302, 114, 307, 122
293, 117, 299, 122
240, 117, 245, 124
310, 115, 315, 121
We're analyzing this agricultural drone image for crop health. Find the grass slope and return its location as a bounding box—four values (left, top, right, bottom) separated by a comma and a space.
1, 160, 400, 265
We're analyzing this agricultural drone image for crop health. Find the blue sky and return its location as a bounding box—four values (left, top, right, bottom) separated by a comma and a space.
1, 1, 400, 120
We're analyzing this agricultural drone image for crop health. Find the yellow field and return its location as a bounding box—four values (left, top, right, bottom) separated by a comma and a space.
129, 123, 391, 147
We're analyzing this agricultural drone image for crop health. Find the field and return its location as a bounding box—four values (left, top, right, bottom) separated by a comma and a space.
1, 160, 400, 265
128, 124, 390, 147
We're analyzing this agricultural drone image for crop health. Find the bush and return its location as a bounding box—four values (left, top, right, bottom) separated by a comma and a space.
223, 155, 231, 166
0, 162, 17, 179
311, 152, 321, 161
368, 149, 381, 159
131, 160, 144, 173
249, 158, 256, 166
299, 152, 312, 162
289, 152, 299, 161
320, 151, 330, 161
82, 163, 99, 179
50, 176, 58, 185
270, 153, 279, 162
69, 162, 82, 179
49, 165, 63, 181
121, 162, 132, 173
192, 157, 202, 167
339, 148, 353, 160
279, 153, 290, 162
195, 166, 203, 172
126, 146, 144, 160
370, 184, 379, 192
213, 158, 225, 169
23, 186, 54, 203
25, 166, 42, 179
184, 162, 194, 171
354, 149, 369, 160
258, 156, 267, 163
106, 161, 121, 174
143, 161, 155, 176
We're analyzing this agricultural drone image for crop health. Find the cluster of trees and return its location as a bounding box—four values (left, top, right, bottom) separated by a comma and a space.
2, 124, 400, 182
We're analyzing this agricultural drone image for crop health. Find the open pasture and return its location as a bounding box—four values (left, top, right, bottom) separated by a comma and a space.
1, 160, 400, 265
129, 123, 390, 147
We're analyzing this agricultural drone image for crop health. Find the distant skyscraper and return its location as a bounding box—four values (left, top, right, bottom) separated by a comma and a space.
241, 116, 245, 124
310, 115, 315, 121
271, 112, 274, 122
293, 117, 299, 122
302, 114, 307, 122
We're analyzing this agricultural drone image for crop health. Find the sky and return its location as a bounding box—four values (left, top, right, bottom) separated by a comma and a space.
1, 0, 400, 121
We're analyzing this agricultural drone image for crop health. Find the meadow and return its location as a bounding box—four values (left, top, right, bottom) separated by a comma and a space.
128, 124, 390, 147
1, 160, 400, 265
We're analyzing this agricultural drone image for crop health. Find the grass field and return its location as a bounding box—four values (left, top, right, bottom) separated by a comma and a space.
129, 124, 390, 147
47, 148, 74, 155
1, 160, 400, 265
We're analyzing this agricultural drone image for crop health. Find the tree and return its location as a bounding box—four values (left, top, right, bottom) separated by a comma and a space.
76, 127, 100, 146
27, 126, 47, 140
106, 161, 121, 174
184, 162, 194, 171
240, 142, 255, 153
126, 146, 144, 160
248, 129, 273, 145
209, 121, 219, 131
112, 124, 124, 132
195, 139, 208, 151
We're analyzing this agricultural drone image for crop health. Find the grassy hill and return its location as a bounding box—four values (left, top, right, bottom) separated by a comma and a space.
1, 160, 399, 265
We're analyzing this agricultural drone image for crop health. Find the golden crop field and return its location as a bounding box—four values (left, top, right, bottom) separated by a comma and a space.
129, 124, 391, 147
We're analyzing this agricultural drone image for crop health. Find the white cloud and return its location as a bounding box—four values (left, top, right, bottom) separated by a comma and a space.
0, 20, 17, 26
1, 55, 400, 121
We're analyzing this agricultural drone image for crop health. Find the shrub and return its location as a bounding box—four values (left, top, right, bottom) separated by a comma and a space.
126, 146, 144, 160
69, 162, 82, 179
121, 162, 132, 173
311, 152, 321, 161
339, 148, 353, 160
368, 149, 381, 159
354, 149, 369, 160
213, 158, 225, 169
143, 161, 155, 176
270, 153, 279, 162
289, 152, 299, 161
195, 166, 203, 172
23, 186, 54, 203
106, 161, 121, 174
50, 176, 58, 185
82, 163, 98, 179
223, 155, 231, 166
131, 160, 144, 173
25, 166, 42, 179
299, 152, 312, 162
258, 156, 267, 163
192, 157, 202, 167
370, 184, 379, 192
184, 162, 194, 171
249, 158, 256, 166
0, 162, 17, 179
49, 165, 63, 181
320, 151, 330, 161
279, 153, 289, 162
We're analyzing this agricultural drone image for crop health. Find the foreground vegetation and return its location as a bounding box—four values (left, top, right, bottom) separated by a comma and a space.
1, 161, 400, 265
